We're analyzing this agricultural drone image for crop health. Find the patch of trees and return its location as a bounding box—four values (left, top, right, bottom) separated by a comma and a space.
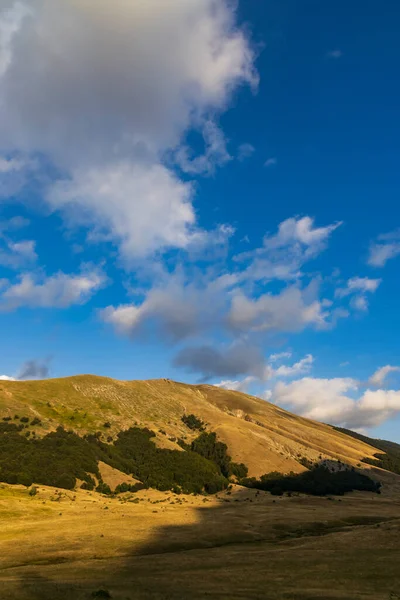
114, 482, 147, 494
190, 432, 248, 479
241, 464, 381, 496
0, 425, 231, 494
0, 426, 100, 489
107, 428, 228, 494
333, 426, 400, 476
181, 414, 205, 431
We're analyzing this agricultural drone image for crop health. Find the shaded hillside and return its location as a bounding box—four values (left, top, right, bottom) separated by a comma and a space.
0, 375, 383, 477
333, 426, 400, 475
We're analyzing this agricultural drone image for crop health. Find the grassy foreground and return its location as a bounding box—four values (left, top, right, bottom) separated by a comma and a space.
1, 480, 400, 600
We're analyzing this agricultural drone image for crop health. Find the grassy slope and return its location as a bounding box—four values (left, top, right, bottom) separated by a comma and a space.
0, 375, 382, 477
1, 482, 400, 599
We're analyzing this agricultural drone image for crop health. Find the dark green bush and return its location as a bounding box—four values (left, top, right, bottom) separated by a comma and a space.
181, 414, 205, 431
96, 482, 112, 495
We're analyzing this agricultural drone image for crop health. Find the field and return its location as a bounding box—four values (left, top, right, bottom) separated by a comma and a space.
1, 479, 400, 600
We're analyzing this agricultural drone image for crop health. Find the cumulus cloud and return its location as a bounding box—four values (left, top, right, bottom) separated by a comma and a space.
1, 267, 105, 309
17, 358, 50, 380
0, 374, 16, 381
271, 376, 400, 429
228, 285, 331, 334
368, 230, 400, 267
0, 0, 256, 258
369, 365, 400, 387
273, 354, 314, 377
48, 162, 196, 259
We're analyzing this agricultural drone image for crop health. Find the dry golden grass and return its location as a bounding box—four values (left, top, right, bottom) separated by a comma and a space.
1, 375, 399, 598
0, 375, 381, 476
1, 481, 400, 599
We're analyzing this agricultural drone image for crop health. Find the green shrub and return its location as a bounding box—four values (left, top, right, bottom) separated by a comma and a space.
181, 414, 205, 431
96, 482, 112, 495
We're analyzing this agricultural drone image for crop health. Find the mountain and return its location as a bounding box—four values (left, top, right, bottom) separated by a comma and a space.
0, 374, 383, 478
1, 375, 400, 600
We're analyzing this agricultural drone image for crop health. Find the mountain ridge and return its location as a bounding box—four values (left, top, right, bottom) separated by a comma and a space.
0, 374, 384, 478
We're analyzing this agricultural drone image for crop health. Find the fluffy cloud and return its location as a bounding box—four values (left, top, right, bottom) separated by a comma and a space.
228, 285, 330, 333
271, 376, 400, 429
0, 238, 37, 268
175, 121, 231, 175
368, 230, 400, 267
0, 0, 256, 258
335, 276, 381, 311
48, 162, 196, 259
0, 374, 16, 381
215, 376, 256, 393
273, 354, 314, 377
369, 365, 400, 387
1, 268, 105, 309
235, 217, 342, 283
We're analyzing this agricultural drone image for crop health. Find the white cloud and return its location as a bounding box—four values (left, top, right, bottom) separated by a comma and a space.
264, 157, 277, 167
0, 0, 256, 258
48, 162, 196, 259
271, 376, 400, 429
235, 216, 342, 284
263, 216, 341, 251
369, 365, 400, 387
0, 238, 37, 268
215, 376, 256, 393
368, 230, 400, 267
1, 268, 105, 309
228, 285, 331, 334
335, 276, 381, 311
175, 121, 231, 175
237, 143, 255, 162
0, 374, 16, 381
273, 354, 314, 377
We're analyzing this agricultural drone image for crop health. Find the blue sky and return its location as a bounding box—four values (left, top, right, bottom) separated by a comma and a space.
1, 0, 400, 441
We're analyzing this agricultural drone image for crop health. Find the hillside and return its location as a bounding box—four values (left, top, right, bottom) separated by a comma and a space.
1, 375, 400, 600
0, 375, 383, 478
